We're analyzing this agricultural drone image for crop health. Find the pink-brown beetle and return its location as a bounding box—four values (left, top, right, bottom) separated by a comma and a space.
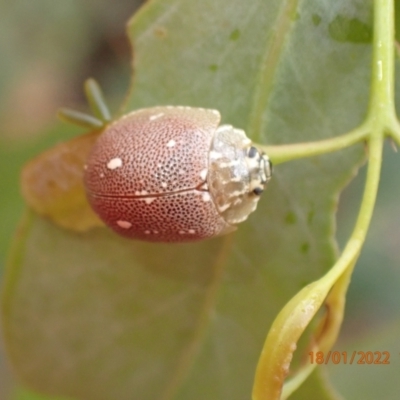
59, 80, 272, 242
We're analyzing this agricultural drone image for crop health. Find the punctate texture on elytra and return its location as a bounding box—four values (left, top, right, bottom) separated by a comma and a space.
84, 106, 272, 242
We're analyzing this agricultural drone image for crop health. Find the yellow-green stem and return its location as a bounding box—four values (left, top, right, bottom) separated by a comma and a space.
258, 124, 369, 165
253, 0, 395, 398
368, 0, 395, 123
322, 134, 383, 286
256, 0, 400, 163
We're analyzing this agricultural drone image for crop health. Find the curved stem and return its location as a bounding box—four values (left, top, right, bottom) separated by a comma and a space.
256, 124, 370, 165
253, 0, 395, 398
282, 261, 355, 399
252, 133, 384, 400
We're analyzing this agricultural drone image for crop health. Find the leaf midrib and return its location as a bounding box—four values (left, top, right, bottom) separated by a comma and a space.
248, 0, 299, 143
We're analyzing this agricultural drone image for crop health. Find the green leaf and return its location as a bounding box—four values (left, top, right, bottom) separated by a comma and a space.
2, 0, 375, 399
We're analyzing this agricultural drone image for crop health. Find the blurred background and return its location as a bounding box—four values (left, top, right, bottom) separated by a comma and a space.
0, 1, 399, 399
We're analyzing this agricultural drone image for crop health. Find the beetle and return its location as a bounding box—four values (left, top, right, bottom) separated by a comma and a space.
59, 79, 272, 242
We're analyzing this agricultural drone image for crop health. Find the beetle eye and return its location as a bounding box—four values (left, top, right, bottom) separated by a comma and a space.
248, 146, 258, 158
252, 187, 264, 196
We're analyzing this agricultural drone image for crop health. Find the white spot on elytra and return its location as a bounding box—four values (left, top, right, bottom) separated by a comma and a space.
116, 220, 132, 229
134, 190, 149, 196
161, 182, 167, 188
144, 230, 151, 235
107, 157, 122, 170
178, 169, 185, 174
99, 172, 105, 178
188, 229, 196, 234
144, 197, 156, 204
166, 139, 176, 148
202, 192, 211, 202
149, 112, 164, 121
199, 169, 208, 180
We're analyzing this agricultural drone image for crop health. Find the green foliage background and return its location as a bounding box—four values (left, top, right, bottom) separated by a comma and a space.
0, 1, 399, 399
